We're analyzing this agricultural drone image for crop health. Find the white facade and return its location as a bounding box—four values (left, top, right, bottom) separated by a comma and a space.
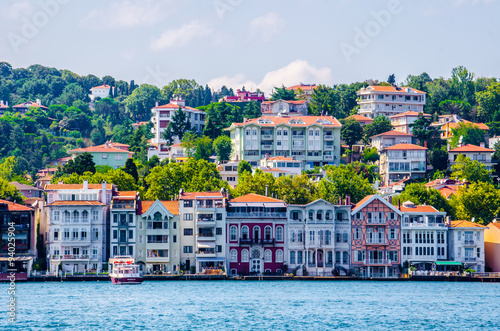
179, 191, 227, 274
259, 157, 302, 177
89, 85, 115, 100
287, 199, 351, 276
379, 144, 427, 185
357, 86, 426, 118
448, 221, 487, 272
448, 145, 496, 171
370, 131, 414, 152
390, 111, 431, 134
227, 116, 342, 170
400, 202, 448, 268
217, 161, 240, 187
261, 100, 308, 116
110, 193, 137, 260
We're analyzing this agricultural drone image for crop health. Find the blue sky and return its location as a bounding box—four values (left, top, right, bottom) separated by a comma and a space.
0, 0, 499, 95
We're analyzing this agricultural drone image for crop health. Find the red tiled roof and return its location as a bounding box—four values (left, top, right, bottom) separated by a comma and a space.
371, 131, 414, 138
361, 86, 425, 94
91, 85, 113, 89
354, 195, 375, 210
153, 103, 201, 112
114, 191, 137, 198
138, 200, 179, 215
400, 205, 439, 213
230, 193, 284, 203
384, 143, 427, 150
231, 116, 341, 128
450, 220, 487, 228
490, 222, 500, 230
449, 144, 494, 153
49, 201, 105, 206
0, 199, 32, 211
286, 84, 317, 91
348, 114, 373, 123
390, 111, 431, 118
179, 192, 224, 200
12, 101, 48, 109
261, 168, 290, 173
45, 183, 113, 190
68, 145, 130, 154
445, 121, 489, 131
266, 156, 297, 161
438, 186, 459, 199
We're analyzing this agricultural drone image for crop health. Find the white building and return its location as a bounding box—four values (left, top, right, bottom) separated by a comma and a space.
261, 100, 308, 116
89, 85, 115, 100
45, 181, 112, 274
448, 220, 488, 273
390, 111, 431, 134
400, 201, 448, 270
259, 156, 302, 177
149, 99, 206, 160
217, 161, 240, 187
357, 85, 426, 119
226, 116, 342, 169
448, 144, 496, 171
370, 131, 414, 152
110, 191, 138, 259
136, 200, 180, 274
379, 143, 427, 185
178, 190, 227, 274
287, 199, 351, 276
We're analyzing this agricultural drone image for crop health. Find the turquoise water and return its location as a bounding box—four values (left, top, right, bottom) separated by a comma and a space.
1, 281, 499, 330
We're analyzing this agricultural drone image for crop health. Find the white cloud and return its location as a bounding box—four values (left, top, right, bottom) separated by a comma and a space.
249, 13, 285, 42
208, 60, 333, 96
79, 0, 175, 29
150, 21, 212, 50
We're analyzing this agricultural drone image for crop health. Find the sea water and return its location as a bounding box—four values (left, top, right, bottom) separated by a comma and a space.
1, 280, 499, 330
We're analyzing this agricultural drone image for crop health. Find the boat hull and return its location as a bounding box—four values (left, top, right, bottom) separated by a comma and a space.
110, 276, 143, 285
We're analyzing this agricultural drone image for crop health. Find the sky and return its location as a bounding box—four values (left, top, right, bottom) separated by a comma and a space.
0, 0, 499, 95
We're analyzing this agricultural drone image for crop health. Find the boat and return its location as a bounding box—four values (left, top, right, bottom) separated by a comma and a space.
109, 256, 143, 285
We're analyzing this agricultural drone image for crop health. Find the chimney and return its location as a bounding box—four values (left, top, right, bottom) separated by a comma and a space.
265, 153, 269, 160
101, 181, 107, 204
0, 101, 3, 106
346, 195, 351, 205
36, 99, 41, 105
105, 141, 110, 148
155, 101, 159, 107
424, 141, 427, 148
265, 185, 268, 197
446, 216, 451, 227
83, 180, 88, 190
480, 142, 485, 148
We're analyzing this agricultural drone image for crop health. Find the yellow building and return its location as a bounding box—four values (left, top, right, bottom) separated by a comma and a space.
484, 221, 500, 272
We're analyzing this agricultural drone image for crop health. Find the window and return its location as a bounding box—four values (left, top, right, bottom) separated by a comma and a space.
354, 228, 361, 240
173, 222, 177, 229
343, 232, 348, 243
113, 230, 117, 239
241, 249, 249, 262
173, 235, 177, 243
183, 246, 193, 253
317, 210, 323, 220
216, 245, 222, 253
276, 226, 283, 241
241, 226, 249, 239
290, 251, 296, 264
129, 230, 133, 239
216, 227, 222, 235
53, 229, 59, 241
390, 229, 396, 240
184, 228, 193, 236
92, 211, 99, 221
230, 226, 237, 241
308, 210, 314, 220
72, 229, 78, 240
230, 249, 237, 262
297, 251, 303, 264
276, 250, 283, 263
216, 213, 223, 221
264, 249, 272, 262
184, 200, 193, 207
183, 213, 193, 221
342, 252, 348, 264
335, 251, 341, 263
264, 226, 272, 240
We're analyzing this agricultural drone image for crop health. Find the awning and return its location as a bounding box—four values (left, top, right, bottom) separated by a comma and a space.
196, 257, 225, 262
2, 233, 28, 240
264, 202, 287, 208
198, 243, 215, 249
434, 261, 462, 266
229, 202, 248, 207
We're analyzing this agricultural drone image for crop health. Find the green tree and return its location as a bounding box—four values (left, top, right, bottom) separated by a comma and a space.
275, 174, 317, 204
387, 74, 396, 85
237, 160, 252, 175
162, 107, 192, 145
476, 81, 500, 122
0, 178, 24, 203
213, 135, 232, 162
450, 154, 491, 183
362, 147, 379, 164
122, 158, 139, 182
341, 117, 363, 151
125, 84, 165, 121
232, 169, 275, 197
316, 164, 375, 203
271, 86, 296, 100
180, 131, 198, 158
453, 181, 500, 225
429, 148, 449, 172
363, 116, 393, 141
200, 102, 241, 140
409, 114, 444, 149
450, 122, 486, 149
392, 183, 454, 217
242, 101, 261, 119
194, 136, 213, 161
63, 152, 95, 175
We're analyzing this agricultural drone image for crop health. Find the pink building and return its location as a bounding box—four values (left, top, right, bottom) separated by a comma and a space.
227, 194, 287, 276
222, 89, 266, 103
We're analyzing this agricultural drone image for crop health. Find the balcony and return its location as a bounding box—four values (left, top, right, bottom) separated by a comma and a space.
261, 135, 273, 140
118, 237, 128, 243
366, 238, 387, 245
324, 155, 333, 161
53, 255, 90, 261
324, 145, 334, 150
196, 251, 216, 258
405, 222, 446, 228
112, 202, 135, 209
240, 238, 252, 244
363, 259, 392, 265
323, 135, 333, 140
464, 240, 475, 245
261, 145, 273, 150
197, 217, 215, 226
263, 238, 275, 245
227, 212, 287, 218
465, 257, 476, 261
292, 145, 305, 150
197, 234, 215, 241
366, 219, 386, 225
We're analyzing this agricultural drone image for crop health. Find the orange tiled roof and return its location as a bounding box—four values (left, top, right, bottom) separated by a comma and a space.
371, 130, 414, 138
354, 195, 375, 210
390, 111, 431, 118
49, 201, 105, 206
384, 143, 427, 150
438, 186, 458, 199
0, 199, 33, 211
400, 205, 439, 213
113, 191, 137, 200
445, 120, 489, 131
68, 145, 130, 154
450, 220, 487, 228
179, 192, 224, 200
286, 84, 317, 91
348, 114, 373, 123
138, 200, 179, 215
266, 156, 298, 161
449, 144, 494, 153
12, 101, 48, 109
91, 84, 113, 89
153, 103, 201, 112
231, 116, 341, 128
361, 86, 425, 94
490, 222, 500, 230
260, 168, 290, 173
230, 193, 284, 203
45, 183, 113, 190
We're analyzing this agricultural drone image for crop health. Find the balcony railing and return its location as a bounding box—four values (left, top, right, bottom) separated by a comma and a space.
261, 134, 273, 140
112, 203, 135, 209
324, 155, 333, 160
324, 145, 334, 150
292, 145, 305, 150
240, 238, 252, 244
366, 238, 387, 245
323, 135, 333, 140
404, 222, 446, 227
263, 238, 274, 245
53, 255, 90, 260
465, 257, 476, 261
364, 259, 392, 265
366, 219, 386, 224
261, 145, 273, 150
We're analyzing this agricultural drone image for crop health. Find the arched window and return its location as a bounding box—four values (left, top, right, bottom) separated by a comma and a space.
308, 210, 314, 221
82, 210, 88, 222
317, 210, 323, 220
63, 211, 70, 222
241, 249, 249, 262
246, 129, 251, 136
325, 210, 332, 220
264, 226, 272, 240
153, 212, 162, 220
276, 249, 283, 263
264, 249, 272, 262
253, 226, 261, 241
72, 211, 79, 222
230, 249, 237, 262
308, 129, 314, 137
283, 129, 288, 136
276, 226, 283, 241
315, 129, 320, 136
230, 226, 237, 241
241, 226, 249, 239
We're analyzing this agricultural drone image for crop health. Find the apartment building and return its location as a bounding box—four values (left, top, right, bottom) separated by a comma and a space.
226, 116, 341, 170
261, 100, 308, 116
370, 131, 414, 152
390, 111, 431, 134
379, 143, 427, 185
357, 86, 426, 118
259, 156, 302, 177
448, 220, 488, 273
109, 191, 138, 259
179, 190, 227, 274
287, 199, 351, 276
351, 195, 402, 278
448, 144, 496, 171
